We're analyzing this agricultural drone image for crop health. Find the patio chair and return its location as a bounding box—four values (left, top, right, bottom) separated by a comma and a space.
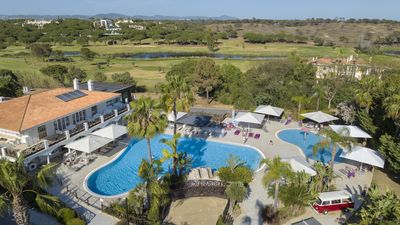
199, 168, 210, 179
188, 169, 201, 180
254, 133, 261, 139
234, 129, 241, 135
248, 132, 254, 138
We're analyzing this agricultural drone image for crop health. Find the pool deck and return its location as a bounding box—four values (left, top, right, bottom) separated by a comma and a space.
50, 120, 373, 225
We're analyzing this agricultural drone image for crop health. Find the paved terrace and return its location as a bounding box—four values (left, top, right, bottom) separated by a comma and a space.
50, 120, 373, 225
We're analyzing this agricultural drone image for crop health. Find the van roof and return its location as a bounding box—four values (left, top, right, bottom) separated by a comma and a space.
318, 191, 352, 201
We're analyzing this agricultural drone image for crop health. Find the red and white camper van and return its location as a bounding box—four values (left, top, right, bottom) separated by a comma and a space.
312, 191, 354, 214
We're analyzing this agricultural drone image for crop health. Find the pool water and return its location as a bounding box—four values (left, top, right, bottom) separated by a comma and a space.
86, 134, 263, 197
277, 129, 343, 164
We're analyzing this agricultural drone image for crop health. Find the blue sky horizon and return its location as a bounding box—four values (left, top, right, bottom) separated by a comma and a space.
1, 0, 399, 20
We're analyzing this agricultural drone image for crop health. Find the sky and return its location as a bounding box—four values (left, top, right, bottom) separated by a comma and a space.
1, 0, 399, 20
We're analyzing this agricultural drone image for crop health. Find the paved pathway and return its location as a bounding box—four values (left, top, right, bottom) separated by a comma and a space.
49, 119, 373, 225
0, 209, 62, 225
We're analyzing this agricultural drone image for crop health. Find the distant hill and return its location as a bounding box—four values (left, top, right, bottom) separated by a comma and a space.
0, 13, 238, 20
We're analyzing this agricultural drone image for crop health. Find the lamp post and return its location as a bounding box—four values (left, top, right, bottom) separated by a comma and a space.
100, 198, 104, 211
124, 197, 130, 225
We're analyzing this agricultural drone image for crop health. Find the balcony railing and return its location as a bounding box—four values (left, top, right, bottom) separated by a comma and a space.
19, 105, 130, 158
22, 141, 45, 158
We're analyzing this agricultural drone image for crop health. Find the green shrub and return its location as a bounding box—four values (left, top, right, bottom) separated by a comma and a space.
66, 218, 86, 225
216, 215, 227, 225
57, 208, 77, 224
218, 166, 253, 184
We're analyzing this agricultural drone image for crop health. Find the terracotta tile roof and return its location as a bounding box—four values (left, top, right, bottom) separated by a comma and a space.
0, 88, 120, 132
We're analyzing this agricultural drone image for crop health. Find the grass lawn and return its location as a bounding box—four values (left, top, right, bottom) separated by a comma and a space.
1, 40, 399, 90
0, 53, 262, 91
51, 38, 358, 58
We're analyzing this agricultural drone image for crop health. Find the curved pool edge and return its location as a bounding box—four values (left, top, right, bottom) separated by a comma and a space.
83, 146, 130, 199
275, 128, 309, 159
275, 128, 344, 165
83, 137, 266, 199
203, 138, 266, 173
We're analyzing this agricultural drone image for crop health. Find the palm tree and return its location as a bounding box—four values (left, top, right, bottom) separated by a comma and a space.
291, 95, 311, 116
309, 162, 334, 193
137, 159, 169, 223
384, 94, 400, 120
383, 94, 400, 135
279, 171, 314, 215
355, 76, 380, 114
126, 97, 167, 163
226, 154, 244, 173
260, 156, 292, 213
160, 133, 181, 176
225, 182, 247, 214
161, 74, 194, 134
175, 152, 192, 177
312, 82, 324, 111
0, 157, 60, 225
313, 128, 355, 170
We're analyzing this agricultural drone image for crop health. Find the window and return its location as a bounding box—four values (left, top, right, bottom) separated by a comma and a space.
65, 117, 70, 126
91, 106, 98, 116
54, 121, 58, 131
342, 198, 352, 203
106, 100, 113, 107
61, 118, 66, 129
331, 199, 341, 204
322, 201, 330, 206
38, 125, 47, 139
57, 120, 62, 130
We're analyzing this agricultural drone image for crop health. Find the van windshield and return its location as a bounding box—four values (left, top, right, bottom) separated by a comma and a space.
315, 198, 322, 205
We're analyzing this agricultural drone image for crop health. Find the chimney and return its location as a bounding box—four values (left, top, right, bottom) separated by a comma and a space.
87, 80, 94, 91
73, 78, 80, 90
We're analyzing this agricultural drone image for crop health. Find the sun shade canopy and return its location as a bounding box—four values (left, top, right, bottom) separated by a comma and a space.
176, 114, 211, 127
65, 135, 112, 153
254, 105, 284, 117
92, 124, 127, 140
329, 125, 372, 139
282, 157, 317, 176
167, 112, 187, 122
234, 112, 265, 125
340, 146, 385, 168
301, 111, 339, 123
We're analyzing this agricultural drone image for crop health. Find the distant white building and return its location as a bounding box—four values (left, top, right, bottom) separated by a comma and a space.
23, 20, 52, 29
310, 56, 384, 80
128, 24, 146, 30
115, 19, 146, 30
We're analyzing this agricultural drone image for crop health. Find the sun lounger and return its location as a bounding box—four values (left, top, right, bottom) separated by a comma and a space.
207, 168, 213, 178
285, 119, 292, 125
71, 162, 85, 171
188, 169, 201, 180
234, 129, 241, 135
199, 168, 210, 179
248, 132, 254, 138
254, 133, 261, 139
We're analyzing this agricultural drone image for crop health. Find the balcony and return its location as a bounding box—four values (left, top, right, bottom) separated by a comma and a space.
1, 104, 131, 160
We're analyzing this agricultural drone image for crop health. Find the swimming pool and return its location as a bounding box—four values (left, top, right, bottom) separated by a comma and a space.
277, 129, 343, 164
85, 134, 264, 197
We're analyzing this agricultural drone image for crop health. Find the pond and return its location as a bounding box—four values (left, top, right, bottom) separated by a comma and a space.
64, 51, 284, 60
